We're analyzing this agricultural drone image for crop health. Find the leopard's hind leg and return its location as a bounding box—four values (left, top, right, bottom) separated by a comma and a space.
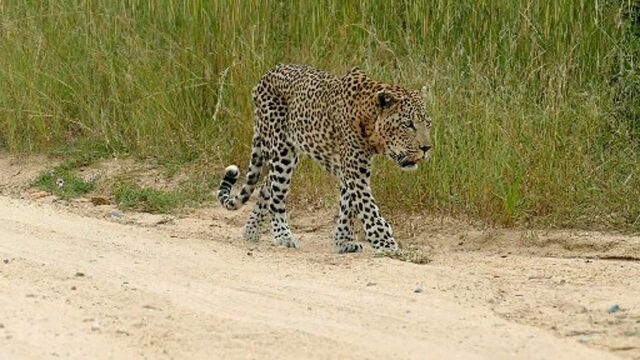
243, 181, 271, 242
267, 140, 299, 248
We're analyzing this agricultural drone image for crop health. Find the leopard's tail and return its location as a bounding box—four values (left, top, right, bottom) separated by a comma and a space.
217, 134, 264, 210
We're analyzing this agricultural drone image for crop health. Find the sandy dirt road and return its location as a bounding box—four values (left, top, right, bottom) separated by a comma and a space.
0, 194, 639, 360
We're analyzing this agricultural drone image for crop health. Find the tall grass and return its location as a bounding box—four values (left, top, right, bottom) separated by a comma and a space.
0, 1, 638, 230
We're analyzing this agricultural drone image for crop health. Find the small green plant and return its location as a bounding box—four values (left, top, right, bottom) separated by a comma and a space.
113, 179, 215, 214
32, 140, 110, 200
114, 184, 181, 213
33, 167, 95, 200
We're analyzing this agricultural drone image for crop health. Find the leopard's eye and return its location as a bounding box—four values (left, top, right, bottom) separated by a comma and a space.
406, 120, 416, 130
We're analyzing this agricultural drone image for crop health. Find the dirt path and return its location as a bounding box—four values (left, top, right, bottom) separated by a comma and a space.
0, 195, 638, 360
0, 153, 639, 359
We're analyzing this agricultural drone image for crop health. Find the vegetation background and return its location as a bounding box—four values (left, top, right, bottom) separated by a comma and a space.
0, 1, 638, 230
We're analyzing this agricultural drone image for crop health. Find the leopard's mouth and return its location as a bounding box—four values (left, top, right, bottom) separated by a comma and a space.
399, 159, 418, 171
390, 153, 421, 171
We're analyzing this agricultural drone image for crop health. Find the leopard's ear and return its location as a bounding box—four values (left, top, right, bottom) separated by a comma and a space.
421, 85, 430, 99
377, 90, 398, 110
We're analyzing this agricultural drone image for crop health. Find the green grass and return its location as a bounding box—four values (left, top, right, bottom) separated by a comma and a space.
114, 180, 214, 214
1, 1, 639, 230
32, 139, 112, 199
114, 184, 182, 213
33, 166, 95, 200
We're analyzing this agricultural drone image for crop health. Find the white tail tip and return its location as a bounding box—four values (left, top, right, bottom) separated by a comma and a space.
225, 165, 240, 175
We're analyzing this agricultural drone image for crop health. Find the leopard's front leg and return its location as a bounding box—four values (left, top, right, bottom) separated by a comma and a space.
342, 163, 399, 253
334, 181, 363, 253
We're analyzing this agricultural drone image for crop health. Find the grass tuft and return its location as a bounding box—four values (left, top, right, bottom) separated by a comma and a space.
33, 167, 95, 200
114, 180, 214, 214
114, 184, 182, 214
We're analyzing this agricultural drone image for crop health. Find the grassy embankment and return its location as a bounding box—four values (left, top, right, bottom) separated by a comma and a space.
1, 1, 638, 229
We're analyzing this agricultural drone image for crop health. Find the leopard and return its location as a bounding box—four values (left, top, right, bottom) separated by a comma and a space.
217, 64, 432, 253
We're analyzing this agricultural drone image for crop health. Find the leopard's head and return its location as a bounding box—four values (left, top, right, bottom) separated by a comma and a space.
373, 88, 433, 171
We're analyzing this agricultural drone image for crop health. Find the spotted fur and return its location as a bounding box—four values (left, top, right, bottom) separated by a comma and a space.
217, 64, 432, 253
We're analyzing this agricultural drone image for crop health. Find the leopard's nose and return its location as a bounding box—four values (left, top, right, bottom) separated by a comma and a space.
419, 145, 431, 153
